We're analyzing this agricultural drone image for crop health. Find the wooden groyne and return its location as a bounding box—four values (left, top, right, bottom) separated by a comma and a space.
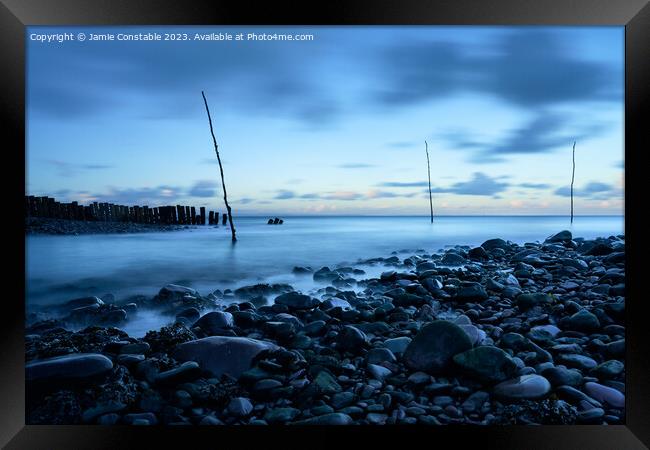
25, 195, 230, 226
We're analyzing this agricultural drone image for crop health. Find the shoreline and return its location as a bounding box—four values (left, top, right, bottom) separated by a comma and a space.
25, 230, 625, 425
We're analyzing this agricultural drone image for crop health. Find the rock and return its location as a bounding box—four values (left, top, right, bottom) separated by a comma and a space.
468, 247, 489, 260
455, 282, 488, 302
545, 230, 572, 243
336, 325, 368, 352
61, 296, 104, 311
292, 266, 313, 274
265, 408, 300, 424
453, 346, 518, 382
367, 363, 392, 381
274, 292, 319, 310
26, 353, 113, 384
291, 413, 353, 425
541, 366, 583, 387
481, 238, 509, 251
81, 400, 126, 423
331, 391, 355, 409
383, 337, 411, 355
584, 382, 625, 408
516, 293, 552, 311
119, 342, 150, 355
441, 253, 466, 266
158, 284, 198, 299
591, 360, 624, 380
562, 309, 600, 333
155, 361, 201, 385
366, 347, 397, 365
313, 370, 342, 394
194, 311, 234, 334
403, 320, 472, 374
173, 336, 279, 378
493, 375, 551, 401
556, 354, 598, 371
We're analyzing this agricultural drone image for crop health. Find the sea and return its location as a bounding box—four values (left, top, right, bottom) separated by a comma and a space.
26, 215, 624, 336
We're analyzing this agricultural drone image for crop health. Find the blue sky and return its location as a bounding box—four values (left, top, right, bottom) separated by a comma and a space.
26, 26, 624, 215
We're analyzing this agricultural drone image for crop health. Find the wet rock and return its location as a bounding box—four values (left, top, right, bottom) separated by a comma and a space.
173, 336, 279, 378
493, 375, 551, 401
291, 413, 353, 425
26, 353, 113, 384
274, 292, 319, 310
455, 282, 488, 302
453, 346, 518, 382
336, 325, 368, 352
403, 320, 472, 374
561, 309, 600, 333
545, 230, 572, 243
516, 293, 552, 311
583, 382, 625, 408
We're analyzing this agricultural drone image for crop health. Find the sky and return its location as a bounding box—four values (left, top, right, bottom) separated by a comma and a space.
26, 26, 624, 216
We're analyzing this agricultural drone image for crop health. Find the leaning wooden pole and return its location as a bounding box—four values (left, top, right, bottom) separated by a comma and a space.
202, 91, 237, 242
570, 140, 576, 224
425, 140, 434, 223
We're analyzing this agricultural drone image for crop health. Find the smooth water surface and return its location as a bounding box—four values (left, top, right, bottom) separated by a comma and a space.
27, 216, 624, 311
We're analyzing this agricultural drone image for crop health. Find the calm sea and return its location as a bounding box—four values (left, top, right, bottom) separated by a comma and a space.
26, 215, 623, 335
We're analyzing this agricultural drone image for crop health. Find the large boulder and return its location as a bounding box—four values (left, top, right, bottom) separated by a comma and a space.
403, 321, 472, 374
453, 346, 518, 382
26, 353, 113, 384
158, 284, 198, 299
173, 336, 279, 378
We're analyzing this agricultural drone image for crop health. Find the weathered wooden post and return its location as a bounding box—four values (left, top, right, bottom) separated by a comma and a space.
208, 211, 214, 225
214, 211, 220, 225
190, 206, 196, 225
222, 212, 227, 225
200, 207, 206, 225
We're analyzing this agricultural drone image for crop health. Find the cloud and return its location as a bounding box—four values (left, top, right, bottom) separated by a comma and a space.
274, 190, 296, 200
337, 163, 375, 169
430, 172, 510, 196
321, 191, 364, 201
45, 160, 115, 176
442, 112, 605, 163
378, 181, 429, 188
386, 141, 418, 149
188, 180, 219, 198
237, 198, 255, 204
89, 185, 183, 205
519, 182, 552, 189
554, 181, 620, 199
374, 30, 621, 110
366, 189, 417, 199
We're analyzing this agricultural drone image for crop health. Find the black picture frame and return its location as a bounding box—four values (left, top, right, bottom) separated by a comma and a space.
2, 0, 647, 448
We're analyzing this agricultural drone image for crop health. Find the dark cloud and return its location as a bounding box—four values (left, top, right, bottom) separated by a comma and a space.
337, 163, 375, 169
188, 180, 219, 198
374, 30, 621, 110
237, 198, 255, 204
442, 112, 605, 163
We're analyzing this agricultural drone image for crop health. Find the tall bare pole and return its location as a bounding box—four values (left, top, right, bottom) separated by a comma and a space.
425, 140, 434, 223
202, 91, 236, 242
570, 141, 576, 224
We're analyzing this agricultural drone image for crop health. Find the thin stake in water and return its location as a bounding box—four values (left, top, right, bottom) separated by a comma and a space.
570, 141, 576, 224
202, 91, 237, 242
425, 140, 434, 223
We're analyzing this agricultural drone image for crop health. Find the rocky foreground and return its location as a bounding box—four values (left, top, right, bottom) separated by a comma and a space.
26, 217, 197, 235
25, 230, 625, 425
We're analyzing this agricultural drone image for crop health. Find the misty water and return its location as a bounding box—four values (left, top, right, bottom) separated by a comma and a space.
26, 215, 624, 336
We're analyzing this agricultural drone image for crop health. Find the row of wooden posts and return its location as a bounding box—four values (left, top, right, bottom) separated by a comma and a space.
25, 195, 231, 225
